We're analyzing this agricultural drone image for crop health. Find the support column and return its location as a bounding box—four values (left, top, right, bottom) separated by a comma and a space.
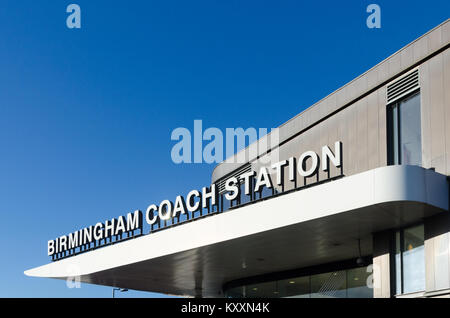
373, 230, 394, 298
424, 213, 450, 298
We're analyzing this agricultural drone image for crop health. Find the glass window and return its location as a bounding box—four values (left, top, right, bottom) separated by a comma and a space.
395, 231, 402, 295
278, 276, 310, 298
311, 271, 347, 298
347, 267, 373, 298
402, 225, 426, 293
226, 286, 245, 298
395, 224, 425, 295
225, 265, 373, 298
245, 281, 276, 298
387, 92, 422, 166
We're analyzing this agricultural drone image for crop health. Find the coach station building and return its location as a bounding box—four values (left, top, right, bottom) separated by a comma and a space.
26, 20, 450, 298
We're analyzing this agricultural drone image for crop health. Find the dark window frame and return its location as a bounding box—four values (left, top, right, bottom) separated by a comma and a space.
387, 90, 421, 166
393, 222, 425, 296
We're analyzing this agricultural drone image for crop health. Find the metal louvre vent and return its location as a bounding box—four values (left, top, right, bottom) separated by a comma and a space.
216, 163, 252, 194
387, 69, 419, 104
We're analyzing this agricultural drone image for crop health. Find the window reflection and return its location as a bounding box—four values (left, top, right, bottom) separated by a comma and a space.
399, 93, 421, 166
395, 224, 425, 294
278, 276, 310, 298
246, 281, 276, 298
311, 271, 346, 298
225, 265, 373, 298
347, 267, 373, 298
387, 92, 422, 166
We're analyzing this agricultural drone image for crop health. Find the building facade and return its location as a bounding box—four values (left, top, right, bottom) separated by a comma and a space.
26, 20, 450, 298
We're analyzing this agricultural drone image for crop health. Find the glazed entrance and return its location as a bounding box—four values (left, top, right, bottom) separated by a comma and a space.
225, 263, 373, 298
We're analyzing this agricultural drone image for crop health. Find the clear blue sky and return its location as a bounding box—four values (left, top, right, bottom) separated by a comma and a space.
0, 1, 448, 297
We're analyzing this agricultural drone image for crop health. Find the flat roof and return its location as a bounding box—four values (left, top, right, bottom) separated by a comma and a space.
25, 166, 449, 296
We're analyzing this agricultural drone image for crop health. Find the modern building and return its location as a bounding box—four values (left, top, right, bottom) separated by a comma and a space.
26, 19, 450, 298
